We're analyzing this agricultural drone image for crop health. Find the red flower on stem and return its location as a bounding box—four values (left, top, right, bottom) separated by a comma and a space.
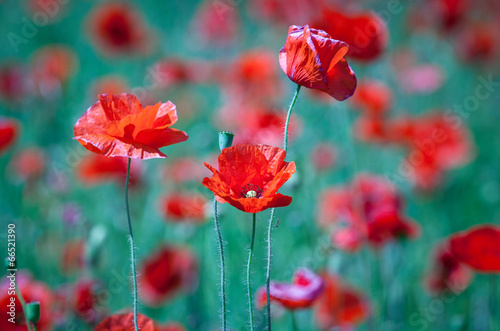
256, 268, 325, 310
140, 245, 198, 306
203, 144, 296, 213
95, 313, 155, 331
0, 118, 19, 153
74, 93, 188, 159
279, 25, 357, 101
449, 224, 500, 273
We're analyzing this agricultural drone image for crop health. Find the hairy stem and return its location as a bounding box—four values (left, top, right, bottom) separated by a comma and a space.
125, 158, 139, 331
213, 199, 227, 330
247, 213, 257, 331
283, 84, 302, 152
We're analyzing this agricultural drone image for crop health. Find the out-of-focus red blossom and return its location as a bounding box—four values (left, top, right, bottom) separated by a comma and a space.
449, 224, 500, 273
231, 107, 301, 147
354, 117, 390, 143
77, 154, 141, 186
311, 143, 337, 172
91, 75, 129, 96
397, 64, 444, 94
0, 63, 26, 101
163, 157, 207, 183
154, 59, 214, 88
313, 8, 388, 61
256, 268, 325, 310
426, 244, 472, 294
10, 148, 46, 180
0, 118, 19, 153
455, 22, 500, 63
318, 174, 419, 251
192, 0, 239, 47
279, 25, 357, 101
154, 322, 186, 331
72, 279, 105, 324
74, 93, 188, 159
350, 80, 392, 116
433, 0, 470, 30
141, 246, 198, 306
160, 193, 208, 224
0, 273, 54, 331
95, 313, 155, 331
32, 45, 77, 94
61, 240, 85, 274
27, 0, 67, 22
87, 3, 152, 56
315, 273, 370, 330
203, 144, 296, 213
387, 113, 473, 191
249, 0, 323, 26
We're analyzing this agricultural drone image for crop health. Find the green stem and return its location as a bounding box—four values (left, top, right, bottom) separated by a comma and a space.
283, 84, 302, 152
247, 213, 257, 331
213, 200, 227, 330
291, 310, 299, 331
15, 284, 31, 331
125, 158, 139, 331
264, 84, 302, 331
32, 324, 37, 331
490, 275, 497, 331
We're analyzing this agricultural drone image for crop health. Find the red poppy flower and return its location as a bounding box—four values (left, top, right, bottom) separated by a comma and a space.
0, 118, 19, 153
91, 75, 129, 96
425, 244, 472, 294
455, 22, 500, 64
163, 157, 207, 183
87, 3, 152, 55
141, 245, 198, 306
32, 45, 77, 95
279, 25, 357, 101
77, 153, 141, 186
74, 93, 188, 159
449, 224, 500, 273
313, 8, 389, 61
95, 313, 155, 331
315, 273, 370, 329
10, 148, 46, 180
311, 143, 337, 172
61, 240, 85, 274
160, 193, 208, 224
318, 174, 419, 250
350, 80, 392, 117
256, 268, 325, 310
248, 0, 323, 27
0, 273, 54, 331
72, 279, 105, 324
354, 117, 390, 143
203, 144, 296, 213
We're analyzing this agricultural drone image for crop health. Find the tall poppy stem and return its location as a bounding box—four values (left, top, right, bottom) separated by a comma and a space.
291, 311, 299, 331
247, 213, 257, 331
490, 275, 497, 330
265, 83, 302, 331
125, 158, 139, 331
213, 200, 227, 330
15, 284, 31, 331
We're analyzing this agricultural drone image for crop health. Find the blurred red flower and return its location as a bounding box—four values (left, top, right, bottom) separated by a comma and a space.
318, 174, 419, 250
249, 0, 323, 26
425, 244, 472, 294
61, 240, 85, 274
315, 273, 370, 330
141, 245, 198, 306
154, 322, 186, 331
0, 118, 19, 153
74, 93, 188, 159
397, 64, 444, 94
10, 148, 46, 180
279, 25, 357, 101
163, 157, 207, 183
350, 80, 392, 117
313, 8, 388, 61
77, 154, 141, 186
311, 143, 337, 172
160, 193, 208, 224
203, 144, 296, 213
354, 116, 390, 143
72, 279, 105, 324
87, 3, 152, 55
0, 273, 54, 331
0, 63, 27, 102
192, 0, 239, 47
95, 313, 155, 331
256, 268, 325, 310
91, 75, 129, 96
449, 224, 500, 273
32, 45, 77, 95
455, 22, 500, 64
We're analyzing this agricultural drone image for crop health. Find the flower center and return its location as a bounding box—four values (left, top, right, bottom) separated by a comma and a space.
240, 184, 263, 199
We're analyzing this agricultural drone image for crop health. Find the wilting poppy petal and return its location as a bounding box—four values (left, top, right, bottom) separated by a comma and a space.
279, 25, 357, 101
449, 224, 500, 273
74, 93, 188, 160
0, 118, 19, 153
95, 313, 155, 331
203, 144, 296, 213
313, 8, 388, 61
257, 268, 325, 310
141, 246, 198, 306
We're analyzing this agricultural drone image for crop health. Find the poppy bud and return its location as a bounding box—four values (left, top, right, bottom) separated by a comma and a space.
25, 302, 40, 324
218, 131, 234, 151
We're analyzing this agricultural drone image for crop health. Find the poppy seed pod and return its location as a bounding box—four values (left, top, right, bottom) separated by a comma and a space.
26, 302, 40, 324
